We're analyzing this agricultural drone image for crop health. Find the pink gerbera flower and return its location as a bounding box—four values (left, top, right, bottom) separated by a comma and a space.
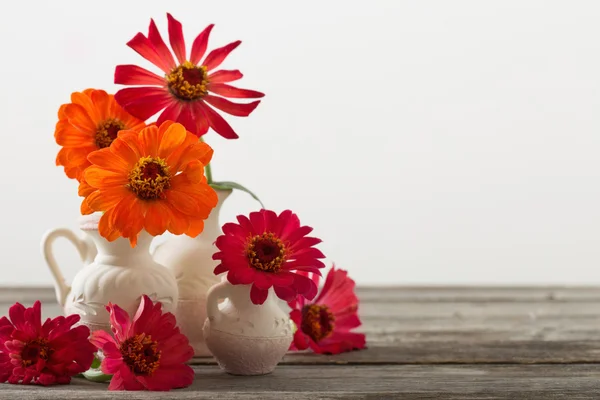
213, 209, 326, 305
0, 301, 95, 385
114, 13, 264, 139
89, 295, 194, 391
289, 266, 367, 354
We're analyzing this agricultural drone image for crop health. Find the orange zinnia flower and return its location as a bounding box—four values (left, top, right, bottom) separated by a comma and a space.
55, 89, 146, 181
81, 121, 218, 246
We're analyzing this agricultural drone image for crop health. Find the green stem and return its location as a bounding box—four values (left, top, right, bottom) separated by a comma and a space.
205, 162, 213, 184
199, 136, 213, 184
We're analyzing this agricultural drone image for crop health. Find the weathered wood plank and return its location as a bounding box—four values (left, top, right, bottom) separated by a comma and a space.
2, 365, 600, 399
4, 287, 600, 364
6, 286, 600, 304
188, 340, 600, 365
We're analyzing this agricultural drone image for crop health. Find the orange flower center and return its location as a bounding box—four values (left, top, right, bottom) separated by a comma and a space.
246, 232, 287, 273
120, 334, 161, 375
301, 304, 335, 343
21, 338, 52, 367
128, 156, 171, 200
95, 118, 126, 149
166, 61, 209, 100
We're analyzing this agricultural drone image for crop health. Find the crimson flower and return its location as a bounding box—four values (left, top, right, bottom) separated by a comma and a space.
90, 295, 194, 391
0, 301, 95, 385
289, 266, 366, 354
213, 209, 326, 305
114, 13, 264, 139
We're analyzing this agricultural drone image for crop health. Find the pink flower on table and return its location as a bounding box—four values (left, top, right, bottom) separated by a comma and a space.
89, 295, 194, 391
213, 209, 326, 305
289, 266, 366, 354
0, 301, 95, 385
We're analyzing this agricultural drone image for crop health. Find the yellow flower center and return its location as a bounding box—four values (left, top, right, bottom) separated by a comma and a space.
128, 156, 171, 200
95, 119, 126, 149
246, 232, 287, 273
21, 338, 52, 367
120, 334, 161, 376
301, 305, 335, 343
166, 61, 209, 100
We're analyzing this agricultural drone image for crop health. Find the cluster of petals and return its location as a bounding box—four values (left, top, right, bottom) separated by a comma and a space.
90, 295, 194, 391
289, 266, 366, 354
114, 13, 264, 139
213, 209, 326, 304
0, 301, 95, 385
80, 121, 217, 246
54, 89, 145, 181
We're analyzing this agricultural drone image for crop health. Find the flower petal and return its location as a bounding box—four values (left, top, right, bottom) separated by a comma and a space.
84, 167, 128, 189
250, 284, 269, 305
166, 13, 186, 65
204, 95, 260, 117
106, 302, 131, 342
274, 285, 296, 302
198, 102, 238, 139
144, 201, 170, 236
209, 83, 264, 99
147, 19, 176, 70
190, 24, 214, 65
139, 125, 160, 157
208, 69, 243, 83
87, 148, 129, 173
115, 87, 174, 121
64, 103, 96, 133
165, 204, 190, 235
126, 32, 172, 73
86, 186, 130, 212
156, 102, 183, 128
114, 64, 166, 86
203, 40, 241, 71
158, 123, 187, 158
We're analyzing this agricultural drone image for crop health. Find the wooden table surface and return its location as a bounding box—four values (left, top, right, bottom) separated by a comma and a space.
1, 286, 600, 399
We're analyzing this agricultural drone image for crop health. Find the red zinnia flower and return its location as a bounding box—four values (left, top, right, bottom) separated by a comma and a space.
289, 266, 366, 354
213, 209, 326, 305
90, 295, 194, 391
114, 13, 264, 139
0, 301, 95, 385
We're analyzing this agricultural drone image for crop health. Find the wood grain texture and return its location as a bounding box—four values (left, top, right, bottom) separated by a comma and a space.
2, 365, 600, 399
2, 286, 600, 397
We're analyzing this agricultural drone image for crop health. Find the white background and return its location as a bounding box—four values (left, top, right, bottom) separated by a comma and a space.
1, 0, 599, 287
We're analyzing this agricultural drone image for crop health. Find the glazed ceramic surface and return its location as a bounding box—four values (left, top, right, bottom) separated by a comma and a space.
152, 189, 231, 356
42, 214, 178, 333
204, 281, 293, 375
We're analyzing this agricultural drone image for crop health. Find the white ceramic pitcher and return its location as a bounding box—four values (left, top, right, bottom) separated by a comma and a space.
42, 214, 179, 333
203, 281, 293, 375
153, 189, 231, 356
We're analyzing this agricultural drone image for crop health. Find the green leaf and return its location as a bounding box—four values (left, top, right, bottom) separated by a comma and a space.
82, 355, 112, 382
82, 368, 112, 383
90, 356, 101, 369
210, 181, 265, 209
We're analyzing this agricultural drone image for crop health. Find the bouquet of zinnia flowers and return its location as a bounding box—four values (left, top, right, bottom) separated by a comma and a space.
0, 12, 365, 392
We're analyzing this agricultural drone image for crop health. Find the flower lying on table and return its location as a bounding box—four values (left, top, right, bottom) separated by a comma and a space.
289, 266, 366, 354
0, 301, 96, 385
90, 295, 194, 391
213, 209, 326, 304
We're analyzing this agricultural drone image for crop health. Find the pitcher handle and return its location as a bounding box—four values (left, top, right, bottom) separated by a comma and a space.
41, 228, 90, 307
206, 281, 231, 325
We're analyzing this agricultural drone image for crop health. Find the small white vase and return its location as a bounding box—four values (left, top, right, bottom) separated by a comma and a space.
42, 214, 179, 333
152, 189, 231, 357
203, 281, 293, 375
